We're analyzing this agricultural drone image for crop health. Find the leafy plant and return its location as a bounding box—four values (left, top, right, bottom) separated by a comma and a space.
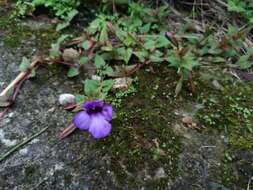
21, 1, 253, 103
235, 45, 253, 69
167, 48, 198, 95
84, 79, 114, 100
14, 0, 80, 30
228, 0, 253, 24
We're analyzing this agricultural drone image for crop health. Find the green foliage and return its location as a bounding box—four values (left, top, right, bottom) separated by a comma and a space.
32, 0, 253, 103
67, 67, 79, 77
49, 34, 71, 58
235, 45, 253, 69
14, 0, 79, 30
111, 85, 137, 108
228, 0, 253, 24
15, 0, 79, 19
13, 1, 34, 17
19, 56, 30, 72
197, 87, 253, 138
198, 25, 253, 69
167, 50, 198, 78
19, 56, 36, 77
84, 79, 113, 99
51, 2, 253, 100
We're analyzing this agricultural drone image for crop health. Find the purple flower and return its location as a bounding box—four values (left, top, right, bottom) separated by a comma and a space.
73, 100, 113, 139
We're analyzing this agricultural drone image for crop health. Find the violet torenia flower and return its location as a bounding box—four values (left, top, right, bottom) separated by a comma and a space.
73, 100, 113, 139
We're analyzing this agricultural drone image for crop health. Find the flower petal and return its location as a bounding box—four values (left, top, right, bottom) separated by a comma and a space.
88, 114, 112, 139
83, 100, 104, 110
102, 104, 113, 121
73, 111, 91, 130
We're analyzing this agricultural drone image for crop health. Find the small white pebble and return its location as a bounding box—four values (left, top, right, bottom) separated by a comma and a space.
0, 129, 4, 139
91, 75, 102, 81
0, 129, 18, 147
30, 138, 40, 144
59, 93, 75, 106
2, 139, 17, 147
8, 112, 14, 118
19, 148, 28, 155
55, 163, 64, 171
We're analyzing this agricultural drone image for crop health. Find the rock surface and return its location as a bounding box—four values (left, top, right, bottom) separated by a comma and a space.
0, 8, 252, 190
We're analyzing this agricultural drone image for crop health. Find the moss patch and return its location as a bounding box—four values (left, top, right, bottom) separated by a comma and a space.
196, 75, 253, 150
92, 67, 186, 189
195, 70, 253, 188
0, 14, 57, 51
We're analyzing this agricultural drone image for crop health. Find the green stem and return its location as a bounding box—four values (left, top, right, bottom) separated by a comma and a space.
0, 126, 49, 162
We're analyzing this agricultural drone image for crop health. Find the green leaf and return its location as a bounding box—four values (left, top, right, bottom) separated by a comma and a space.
250, 17, 253, 24
115, 27, 127, 42
95, 54, 106, 68
156, 35, 171, 48
144, 39, 155, 50
66, 9, 78, 22
101, 44, 113, 51
79, 56, 89, 65
181, 52, 199, 70
149, 50, 164, 63
224, 49, 237, 58
236, 55, 251, 69
134, 50, 148, 62
84, 79, 100, 97
67, 67, 79, 77
123, 33, 136, 46
29, 69, 36, 78
56, 22, 70, 31
139, 23, 151, 33
56, 34, 71, 45
167, 54, 181, 67
87, 18, 101, 34
99, 24, 108, 43
104, 66, 114, 75
207, 48, 222, 55
102, 79, 113, 93
82, 41, 90, 50
224, 152, 233, 162
19, 57, 30, 72
247, 45, 253, 55
125, 48, 133, 63
75, 94, 86, 103
212, 57, 226, 63
117, 47, 133, 63
50, 44, 61, 58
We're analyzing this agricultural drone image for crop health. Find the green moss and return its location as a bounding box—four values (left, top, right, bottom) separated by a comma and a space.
24, 165, 38, 184
220, 162, 236, 186
195, 70, 253, 188
229, 134, 253, 149
4, 26, 57, 50
92, 67, 184, 189
196, 74, 253, 150
0, 14, 57, 50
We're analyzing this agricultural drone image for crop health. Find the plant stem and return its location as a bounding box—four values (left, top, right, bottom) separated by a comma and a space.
58, 123, 76, 140
0, 126, 49, 162
0, 57, 41, 98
